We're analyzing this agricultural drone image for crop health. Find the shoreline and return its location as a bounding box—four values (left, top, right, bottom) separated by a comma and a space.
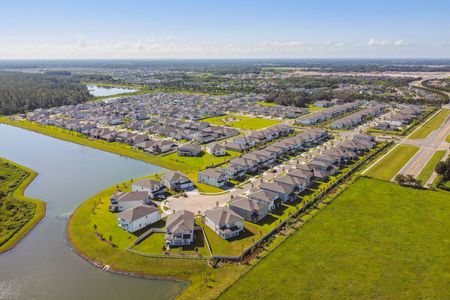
0, 158, 46, 254
0, 117, 179, 170
66, 213, 190, 297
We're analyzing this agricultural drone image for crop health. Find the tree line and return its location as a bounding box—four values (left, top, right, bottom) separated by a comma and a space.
0, 71, 91, 115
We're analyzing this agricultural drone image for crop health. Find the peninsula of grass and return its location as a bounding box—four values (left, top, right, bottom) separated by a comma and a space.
202, 114, 281, 130
219, 177, 450, 300
408, 108, 450, 139
0, 158, 46, 254
67, 178, 247, 300
416, 150, 446, 185
365, 144, 419, 181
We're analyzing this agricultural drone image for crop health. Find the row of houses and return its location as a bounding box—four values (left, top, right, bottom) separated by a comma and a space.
330, 104, 385, 129
198, 128, 330, 188
297, 102, 362, 125
201, 134, 377, 240
376, 105, 424, 131
223, 124, 294, 152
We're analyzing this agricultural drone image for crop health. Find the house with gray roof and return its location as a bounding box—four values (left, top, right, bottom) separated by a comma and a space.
198, 169, 228, 188
203, 207, 244, 240
259, 181, 294, 202
117, 205, 160, 233
165, 210, 195, 247
178, 143, 202, 157
131, 178, 165, 198
228, 196, 269, 223
109, 191, 151, 212
161, 171, 194, 191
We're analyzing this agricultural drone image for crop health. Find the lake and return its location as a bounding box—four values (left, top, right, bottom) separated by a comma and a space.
87, 85, 137, 97
0, 124, 184, 300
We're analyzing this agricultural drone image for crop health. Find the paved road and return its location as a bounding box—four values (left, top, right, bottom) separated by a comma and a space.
396, 110, 450, 179
164, 135, 347, 215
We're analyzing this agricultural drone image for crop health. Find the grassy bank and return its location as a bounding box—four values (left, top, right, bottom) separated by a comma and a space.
0, 158, 46, 254
365, 144, 419, 181
219, 177, 450, 300
416, 150, 446, 185
67, 179, 247, 300
408, 109, 450, 139
0, 118, 239, 193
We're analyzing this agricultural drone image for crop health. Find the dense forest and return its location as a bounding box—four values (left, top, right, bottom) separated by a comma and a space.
0, 71, 91, 115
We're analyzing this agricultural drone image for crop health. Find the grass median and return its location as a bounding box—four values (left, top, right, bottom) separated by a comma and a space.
408, 109, 450, 139
416, 150, 446, 185
365, 144, 419, 181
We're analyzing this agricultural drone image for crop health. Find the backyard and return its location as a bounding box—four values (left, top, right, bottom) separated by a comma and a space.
219, 177, 450, 300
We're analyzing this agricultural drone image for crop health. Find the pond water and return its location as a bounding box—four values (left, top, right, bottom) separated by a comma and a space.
0, 124, 184, 300
87, 85, 137, 97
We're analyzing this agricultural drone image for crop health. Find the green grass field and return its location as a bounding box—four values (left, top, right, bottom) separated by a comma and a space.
202, 114, 281, 130
219, 177, 450, 300
416, 150, 446, 185
408, 109, 450, 139
446, 133, 450, 143
0, 158, 45, 253
365, 144, 419, 181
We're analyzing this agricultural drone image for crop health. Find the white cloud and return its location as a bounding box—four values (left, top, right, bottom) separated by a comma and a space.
366, 38, 409, 48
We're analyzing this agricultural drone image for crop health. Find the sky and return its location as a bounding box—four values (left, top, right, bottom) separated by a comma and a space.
1, 0, 449, 59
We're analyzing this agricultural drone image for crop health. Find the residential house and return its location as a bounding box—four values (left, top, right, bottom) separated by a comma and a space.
165, 210, 195, 247
228, 196, 269, 223
203, 207, 244, 240
205, 143, 226, 156
178, 143, 203, 157
131, 178, 165, 198
109, 191, 150, 212
259, 181, 294, 202
161, 171, 194, 191
198, 169, 228, 188
117, 205, 160, 233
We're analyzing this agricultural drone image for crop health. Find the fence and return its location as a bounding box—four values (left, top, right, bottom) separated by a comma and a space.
211, 141, 392, 262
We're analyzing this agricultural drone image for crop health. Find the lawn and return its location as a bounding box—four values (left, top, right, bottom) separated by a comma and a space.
365, 144, 419, 181
446, 133, 450, 143
202, 114, 281, 130
0, 158, 45, 253
201, 203, 297, 256
408, 108, 450, 139
67, 179, 247, 300
416, 150, 446, 185
256, 101, 278, 107
219, 177, 450, 300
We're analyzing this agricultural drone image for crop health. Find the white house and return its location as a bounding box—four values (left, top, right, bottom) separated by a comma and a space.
165, 210, 195, 247
109, 191, 150, 212
131, 178, 165, 198
205, 143, 226, 156
161, 171, 194, 191
117, 205, 160, 233
203, 207, 244, 240
197, 169, 227, 188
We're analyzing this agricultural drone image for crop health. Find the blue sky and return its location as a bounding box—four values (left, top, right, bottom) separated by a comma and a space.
1, 0, 449, 58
